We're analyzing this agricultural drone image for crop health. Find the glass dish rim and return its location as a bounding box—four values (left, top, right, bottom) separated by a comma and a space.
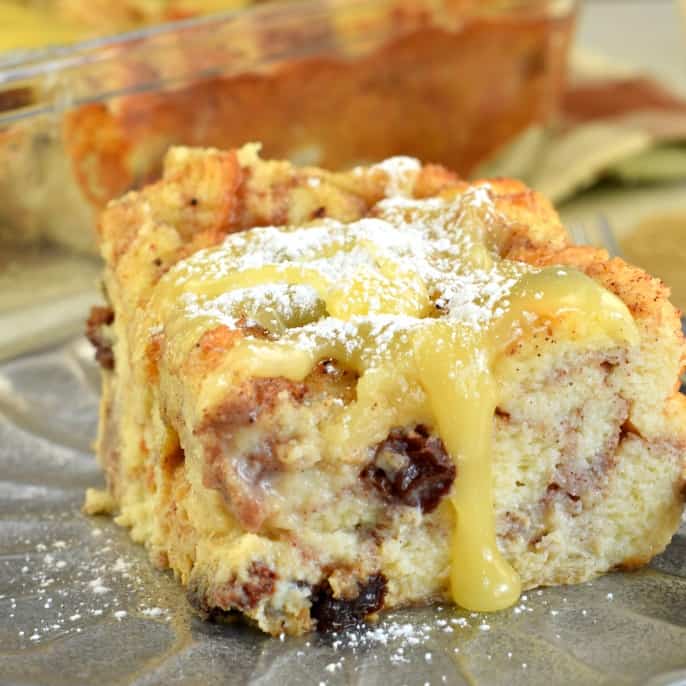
0, 0, 579, 83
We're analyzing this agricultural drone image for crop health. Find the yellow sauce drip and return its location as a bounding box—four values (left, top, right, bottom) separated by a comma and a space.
415, 268, 637, 610
415, 322, 519, 610
148, 189, 638, 612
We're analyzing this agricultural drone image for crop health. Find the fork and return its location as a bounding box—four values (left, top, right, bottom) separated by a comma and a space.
569, 215, 624, 259
571, 215, 686, 393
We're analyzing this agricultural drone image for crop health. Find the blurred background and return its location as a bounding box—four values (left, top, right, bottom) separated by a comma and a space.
580, 0, 685, 93
559, 0, 686, 320
0, 0, 685, 359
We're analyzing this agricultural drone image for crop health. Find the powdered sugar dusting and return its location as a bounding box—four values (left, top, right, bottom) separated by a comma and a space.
160, 181, 535, 367
5, 523, 176, 648
370, 156, 422, 196
309, 605, 488, 680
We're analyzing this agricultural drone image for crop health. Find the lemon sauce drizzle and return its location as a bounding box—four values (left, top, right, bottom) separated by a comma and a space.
148, 181, 637, 611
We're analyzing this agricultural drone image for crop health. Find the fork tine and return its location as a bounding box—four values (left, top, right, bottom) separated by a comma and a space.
597, 215, 624, 259
569, 223, 590, 246
570, 216, 624, 258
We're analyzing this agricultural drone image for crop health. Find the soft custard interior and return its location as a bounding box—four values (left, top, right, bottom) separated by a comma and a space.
129, 181, 639, 613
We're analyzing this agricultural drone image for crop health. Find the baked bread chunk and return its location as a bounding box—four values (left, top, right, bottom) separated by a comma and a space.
86, 144, 686, 635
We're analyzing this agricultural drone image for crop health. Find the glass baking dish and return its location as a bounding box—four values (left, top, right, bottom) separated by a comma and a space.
0, 0, 577, 358
0, 0, 256, 52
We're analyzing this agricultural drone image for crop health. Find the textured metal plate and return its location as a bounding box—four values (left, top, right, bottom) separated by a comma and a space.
1, 338, 685, 686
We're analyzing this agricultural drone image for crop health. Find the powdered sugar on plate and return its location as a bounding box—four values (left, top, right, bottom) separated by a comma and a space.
3, 520, 175, 648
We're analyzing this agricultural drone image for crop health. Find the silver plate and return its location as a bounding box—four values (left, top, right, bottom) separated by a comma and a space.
1, 338, 685, 686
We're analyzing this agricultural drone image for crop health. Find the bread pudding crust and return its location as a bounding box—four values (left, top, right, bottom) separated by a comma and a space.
88, 144, 686, 635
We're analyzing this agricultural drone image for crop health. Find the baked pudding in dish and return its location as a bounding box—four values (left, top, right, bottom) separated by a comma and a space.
85, 143, 686, 635
0, 0, 574, 253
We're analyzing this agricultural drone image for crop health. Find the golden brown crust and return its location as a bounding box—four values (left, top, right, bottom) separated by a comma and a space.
515, 246, 685, 337
197, 377, 306, 436
100, 145, 686, 462
101, 144, 685, 376
64, 6, 573, 229
183, 325, 253, 377
94, 143, 686, 636
85, 305, 115, 370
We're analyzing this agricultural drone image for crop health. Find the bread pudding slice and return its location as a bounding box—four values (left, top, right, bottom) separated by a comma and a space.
85, 143, 686, 636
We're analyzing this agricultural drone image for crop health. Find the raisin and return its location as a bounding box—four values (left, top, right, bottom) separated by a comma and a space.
310, 574, 387, 633
85, 306, 115, 370
361, 425, 455, 513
